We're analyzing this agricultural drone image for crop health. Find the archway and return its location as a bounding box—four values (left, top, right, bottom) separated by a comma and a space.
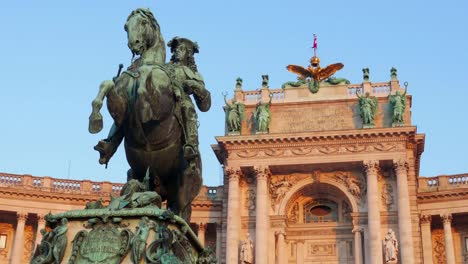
279, 181, 358, 264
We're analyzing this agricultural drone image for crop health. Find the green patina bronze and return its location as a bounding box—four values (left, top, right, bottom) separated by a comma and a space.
224, 95, 245, 135
356, 91, 378, 128
363, 68, 370, 82
323, 76, 350, 85
389, 86, 408, 127
391, 67, 398, 80
32, 8, 217, 264
31, 218, 68, 264
281, 77, 306, 89
281, 76, 349, 89
253, 95, 272, 133
88, 8, 210, 222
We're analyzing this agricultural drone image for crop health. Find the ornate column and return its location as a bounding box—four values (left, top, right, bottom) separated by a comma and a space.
275, 231, 286, 264
197, 223, 207, 247
420, 215, 433, 264
11, 212, 28, 264
393, 159, 415, 264
35, 214, 46, 246
254, 166, 270, 264
225, 166, 241, 264
215, 223, 222, 260
441, 213, 456, 264
352, 218, 363, 264
363, 160, 383, 264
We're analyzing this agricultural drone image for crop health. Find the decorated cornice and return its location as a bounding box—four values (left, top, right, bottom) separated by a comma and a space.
417, 189, 468, 202
216, 126, 421, 147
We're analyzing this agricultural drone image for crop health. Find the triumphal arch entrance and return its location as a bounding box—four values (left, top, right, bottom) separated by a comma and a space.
213, 51, 424, 263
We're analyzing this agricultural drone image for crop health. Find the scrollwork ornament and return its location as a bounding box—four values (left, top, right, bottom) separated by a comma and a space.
225, 166, 241, 181
441, 213, 452, 224
254, 166, 271, 180
363, 160, 380, 176
420, 214, 432, 225
17, 212, 28, 222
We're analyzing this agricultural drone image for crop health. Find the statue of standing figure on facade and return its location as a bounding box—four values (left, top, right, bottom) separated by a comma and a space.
388, 85, 407, 127
383, 229, 399, 263
224, 94, 245, 135
356, 91, 378, 128
240, 234, 254, 264
253, 95, 272, 133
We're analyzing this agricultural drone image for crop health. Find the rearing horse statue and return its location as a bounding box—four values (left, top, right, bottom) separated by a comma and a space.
88, 8, 202, 222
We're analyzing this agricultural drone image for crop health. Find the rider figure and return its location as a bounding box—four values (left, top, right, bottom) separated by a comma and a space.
94, 37, 210, 168
166, 37, 211, 162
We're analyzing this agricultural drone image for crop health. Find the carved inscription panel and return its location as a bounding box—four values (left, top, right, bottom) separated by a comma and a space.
271, 104, 355, 133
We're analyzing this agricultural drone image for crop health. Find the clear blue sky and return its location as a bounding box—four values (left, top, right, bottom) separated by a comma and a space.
1, 1, 467, 186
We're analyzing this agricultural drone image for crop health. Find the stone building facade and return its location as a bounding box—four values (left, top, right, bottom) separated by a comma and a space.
1, 74, 468, 264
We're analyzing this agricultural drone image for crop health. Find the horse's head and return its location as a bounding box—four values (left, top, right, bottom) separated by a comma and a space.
125, 8, 165, 63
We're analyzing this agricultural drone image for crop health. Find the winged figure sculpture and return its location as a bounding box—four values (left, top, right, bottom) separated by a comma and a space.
286, 56, 344, 93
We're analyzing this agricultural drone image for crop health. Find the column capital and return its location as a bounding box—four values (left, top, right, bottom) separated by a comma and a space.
352, 217, 361, 229
275, 230, 286, 237
393, 159, 409, 174
254, 166, 271, 180
198, 222, 207, 231
420, 214, 432, 225
352, 226, 364, 233
363, 160, 380, 175
17, 212, 28, 222
441, 213, 452, 224
37, 213, 46, 222
225, 166, 242, 181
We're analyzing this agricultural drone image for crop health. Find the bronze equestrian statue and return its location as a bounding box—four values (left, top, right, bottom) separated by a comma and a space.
88, 8, 210, 222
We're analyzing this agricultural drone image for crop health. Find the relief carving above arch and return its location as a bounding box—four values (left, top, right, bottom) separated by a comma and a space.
278, 172, 361, 217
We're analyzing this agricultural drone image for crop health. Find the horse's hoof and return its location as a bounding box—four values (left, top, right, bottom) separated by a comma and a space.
88, 113, 103, 134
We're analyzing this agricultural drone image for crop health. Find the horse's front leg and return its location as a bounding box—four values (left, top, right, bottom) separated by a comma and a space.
89, 80, 114, 134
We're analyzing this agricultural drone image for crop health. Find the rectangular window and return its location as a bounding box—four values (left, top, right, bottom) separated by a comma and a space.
0, 234, 7, 249
465, 237, 468, 252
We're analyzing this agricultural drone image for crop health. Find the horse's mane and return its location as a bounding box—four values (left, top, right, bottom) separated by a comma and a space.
125, 8, 166, 63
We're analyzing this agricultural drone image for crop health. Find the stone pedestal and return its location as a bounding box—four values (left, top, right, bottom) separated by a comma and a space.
31, 207, 215, 264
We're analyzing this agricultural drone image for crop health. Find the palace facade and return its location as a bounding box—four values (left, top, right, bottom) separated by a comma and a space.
1, 72, 468, 264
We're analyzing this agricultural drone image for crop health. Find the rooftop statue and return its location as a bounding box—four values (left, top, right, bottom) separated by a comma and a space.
356, 91, 378, 128
253, 94, 272, 133
389, 83, 408, 127
224, 93, 245, 135
88, 8, 210, 222
286, 35, 344, 93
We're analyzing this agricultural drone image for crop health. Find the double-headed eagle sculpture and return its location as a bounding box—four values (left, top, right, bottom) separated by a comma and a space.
286, 35, 344, 93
